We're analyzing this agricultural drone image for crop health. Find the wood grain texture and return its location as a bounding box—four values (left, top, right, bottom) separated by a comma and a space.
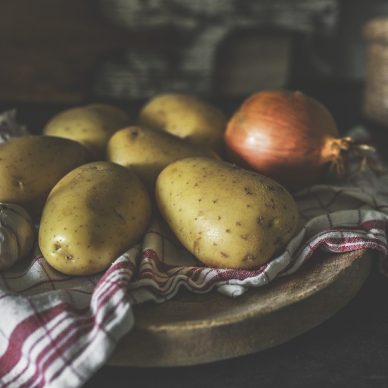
109, 250, 371, 367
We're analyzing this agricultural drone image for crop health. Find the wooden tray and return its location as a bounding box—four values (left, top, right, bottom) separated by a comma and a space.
108, 250, 372, 367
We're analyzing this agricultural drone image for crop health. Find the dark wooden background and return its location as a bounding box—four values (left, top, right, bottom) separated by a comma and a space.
0, 0, 340, 103
1, 0, 388, 104
0, 0, 159, 103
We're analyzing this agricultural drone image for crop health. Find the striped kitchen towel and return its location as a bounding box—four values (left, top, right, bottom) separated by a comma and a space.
0, 111, 387, 387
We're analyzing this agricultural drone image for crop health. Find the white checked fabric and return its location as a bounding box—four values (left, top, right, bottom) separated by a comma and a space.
0, 111, 387, 387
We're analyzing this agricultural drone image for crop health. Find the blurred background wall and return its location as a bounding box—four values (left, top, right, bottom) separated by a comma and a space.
1, 0, 388, 130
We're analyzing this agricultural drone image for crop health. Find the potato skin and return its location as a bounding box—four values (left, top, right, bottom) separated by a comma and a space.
107, 126, 218, 189
39, 161, 152, 276
156, 157, 299, 270
0, 136, 90, 216
43, 104, 130, 158
138, 93, 226, 150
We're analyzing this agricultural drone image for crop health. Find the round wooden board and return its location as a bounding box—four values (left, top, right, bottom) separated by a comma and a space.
109, 250, 372, 367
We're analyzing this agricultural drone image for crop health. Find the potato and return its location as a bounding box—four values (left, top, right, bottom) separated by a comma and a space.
107, 126, 219, 189
39, 161, 152, 276
0, 136, 90, 216
138, 93, 227, 150
156, 157, 299, 269
43, 104, 130, 158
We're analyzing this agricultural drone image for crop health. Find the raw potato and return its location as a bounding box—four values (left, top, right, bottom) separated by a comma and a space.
43, 104, 130, 158
156, 157, 299, 270
138, 93, 227, 150
0, 136, 90, 216
0, 202, 35, 271
107, 126, 219, 189
39, 161, 152, 276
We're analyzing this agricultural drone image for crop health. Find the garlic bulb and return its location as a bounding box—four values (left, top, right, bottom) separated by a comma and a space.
0, 110, 29, 144
0, 202, 35, 270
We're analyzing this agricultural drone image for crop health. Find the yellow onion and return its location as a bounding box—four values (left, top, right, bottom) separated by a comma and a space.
225, 90, 352, 190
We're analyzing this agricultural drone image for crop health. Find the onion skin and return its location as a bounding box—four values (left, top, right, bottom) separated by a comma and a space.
225, 90, 348, 191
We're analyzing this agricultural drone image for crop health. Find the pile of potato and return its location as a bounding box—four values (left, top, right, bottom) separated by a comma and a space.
0, 94, 298, 275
